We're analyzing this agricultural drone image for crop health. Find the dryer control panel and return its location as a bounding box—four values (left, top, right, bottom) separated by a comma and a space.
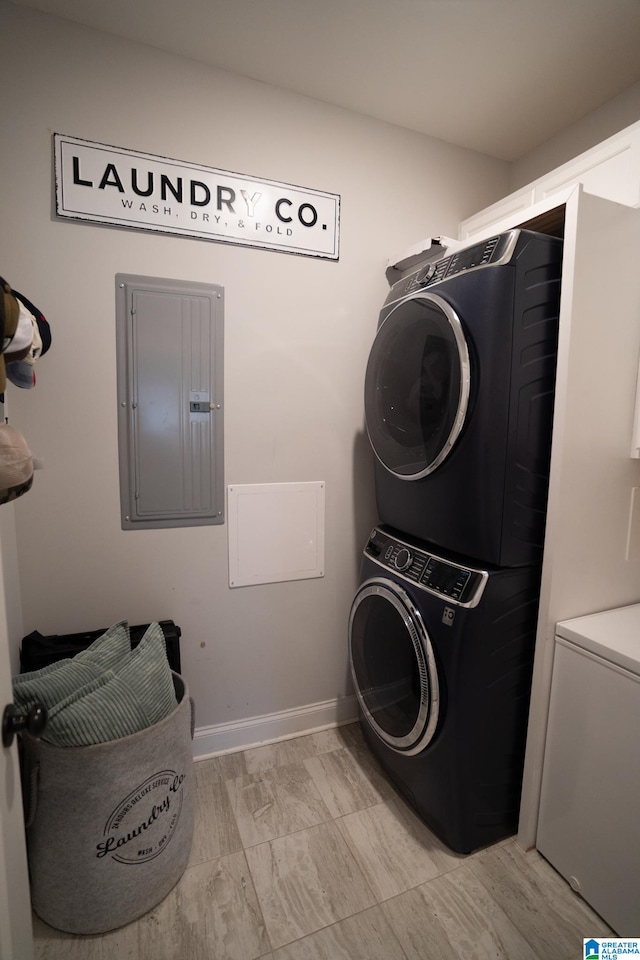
385, 229, 520, 304
364, 527, 488, 608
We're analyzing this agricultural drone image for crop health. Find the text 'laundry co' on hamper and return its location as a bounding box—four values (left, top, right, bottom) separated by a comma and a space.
21, 673, 195, 935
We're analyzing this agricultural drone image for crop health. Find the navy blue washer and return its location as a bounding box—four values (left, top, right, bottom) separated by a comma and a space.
349, 526, 542, 854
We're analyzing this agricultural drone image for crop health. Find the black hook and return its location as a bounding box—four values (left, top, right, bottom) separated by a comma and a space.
2, 702, 48, 748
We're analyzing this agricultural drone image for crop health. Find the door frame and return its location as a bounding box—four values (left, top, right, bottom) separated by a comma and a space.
0, 505, 34, 960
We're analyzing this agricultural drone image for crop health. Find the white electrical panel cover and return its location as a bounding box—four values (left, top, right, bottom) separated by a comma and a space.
227, 482, 325, 587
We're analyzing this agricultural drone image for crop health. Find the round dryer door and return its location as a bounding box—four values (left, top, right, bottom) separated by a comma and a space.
364, 292, 470, 479
349, 578, 440, 755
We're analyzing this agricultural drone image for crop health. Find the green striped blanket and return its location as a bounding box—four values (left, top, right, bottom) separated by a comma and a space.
12, 621, 177, 745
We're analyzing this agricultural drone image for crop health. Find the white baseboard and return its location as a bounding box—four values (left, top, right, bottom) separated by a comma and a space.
193, 694, 359, 760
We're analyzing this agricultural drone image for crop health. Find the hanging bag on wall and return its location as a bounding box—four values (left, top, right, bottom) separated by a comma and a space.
21, 672, 195, 935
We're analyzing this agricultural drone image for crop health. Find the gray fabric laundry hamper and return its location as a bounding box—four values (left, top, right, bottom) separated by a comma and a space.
21, 673, 195, 935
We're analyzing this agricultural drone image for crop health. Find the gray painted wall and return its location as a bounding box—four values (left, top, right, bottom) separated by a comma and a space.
0, 0, 510, 732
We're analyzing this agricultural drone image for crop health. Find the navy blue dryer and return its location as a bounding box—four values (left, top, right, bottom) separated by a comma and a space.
365, 229, 563, 567
348, 525, 542, 854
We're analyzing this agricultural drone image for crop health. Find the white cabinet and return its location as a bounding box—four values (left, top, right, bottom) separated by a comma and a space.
537, 605, 640, 935
458, 185, 535, 240
453, 121, 640, 875
460, 120, 640, 240
458, 186, 640, 851
537, 130, 640, 207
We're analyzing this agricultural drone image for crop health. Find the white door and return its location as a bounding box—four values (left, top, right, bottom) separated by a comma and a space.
0, 516, 34, 960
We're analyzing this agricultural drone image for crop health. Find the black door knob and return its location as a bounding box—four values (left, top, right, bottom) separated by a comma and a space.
2, 702, 48, 748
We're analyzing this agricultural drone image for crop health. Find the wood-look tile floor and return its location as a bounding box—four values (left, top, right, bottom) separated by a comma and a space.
33, 722, 612, 959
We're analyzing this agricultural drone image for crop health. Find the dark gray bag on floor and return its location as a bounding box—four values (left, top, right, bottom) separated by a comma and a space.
22, 673, 195, 935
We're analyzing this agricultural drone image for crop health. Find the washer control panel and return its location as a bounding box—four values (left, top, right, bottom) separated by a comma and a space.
364, 527, 488, 607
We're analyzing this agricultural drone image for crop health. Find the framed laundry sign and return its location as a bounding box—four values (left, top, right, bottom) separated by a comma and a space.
53, 134, 340, 260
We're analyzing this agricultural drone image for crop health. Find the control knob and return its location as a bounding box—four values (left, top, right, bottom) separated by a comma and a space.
415, 263, 435, 285
394, 548, 413, 572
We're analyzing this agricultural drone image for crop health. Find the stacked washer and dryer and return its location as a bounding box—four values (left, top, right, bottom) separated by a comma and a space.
349, 229, 564, 853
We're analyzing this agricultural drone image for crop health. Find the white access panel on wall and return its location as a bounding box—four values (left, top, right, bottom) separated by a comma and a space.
116, 275, 224, 529
227, 482, 325, 587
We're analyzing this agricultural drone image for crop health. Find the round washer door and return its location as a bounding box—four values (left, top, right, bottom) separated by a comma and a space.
364, 292, 470, 479
348, 578, 440, 756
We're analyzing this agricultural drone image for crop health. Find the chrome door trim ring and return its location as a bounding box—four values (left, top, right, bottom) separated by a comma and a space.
366, 292, 471, 480
348, 577, 440, 756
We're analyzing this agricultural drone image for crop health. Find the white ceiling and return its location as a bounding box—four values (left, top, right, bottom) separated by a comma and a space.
11, 0, 640, 160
